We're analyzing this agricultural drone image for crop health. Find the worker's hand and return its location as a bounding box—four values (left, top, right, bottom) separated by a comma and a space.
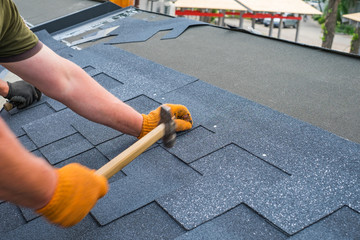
36, 163, 108, 227
138, 104, 193, 139
5, 81, 42, 109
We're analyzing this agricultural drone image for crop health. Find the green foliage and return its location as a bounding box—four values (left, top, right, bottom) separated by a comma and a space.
317, 16, 326, 24
321, 23, 327, 42
321, 23, 328, 33
353, 33, 359, 41
312, 14, 322, 21
337, 0, 357, 23
336, 23, 355, 34
350, 33, 359, 51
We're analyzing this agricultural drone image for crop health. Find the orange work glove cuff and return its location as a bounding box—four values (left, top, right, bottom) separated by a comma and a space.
138, 112, 160, 139
138, 104, 193, 139
36, 163, 108, 227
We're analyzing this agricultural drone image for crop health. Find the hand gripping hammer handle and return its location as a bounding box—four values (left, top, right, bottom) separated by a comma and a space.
96, 105, 176, 179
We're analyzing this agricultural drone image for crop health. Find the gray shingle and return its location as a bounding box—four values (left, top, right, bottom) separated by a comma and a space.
71, 94, 160, 146
43, 96, 67, 112
91, 147, 200, 225
176, 204, 288, 240
159, 18, 208, 40
39, 133, 93, 164
124, 94, 161, 114
22, 109, 79, 147
19, 207, 39, 222
0, 203, 26, 234
103, 17, 208, 44
82, 65, 96, 73
247, 168, 360, 234
92, 72, 123, 90
77, 44, 198, 93
1, 103, 55, 137
157, 144, 289, 230
18, 135, 37, 152
165, 126, 226, 163
289, 206, 360, 239
54, 148, 126, 183
103, 18, 157, 44
96, 134, 139, 160
1, 215, 98, 240
153, 80, 234, 131
80, 203, 185, 240
72, 117, 122, 146
35, 30, 68, 51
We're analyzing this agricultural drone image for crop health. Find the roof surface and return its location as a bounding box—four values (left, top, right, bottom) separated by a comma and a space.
1, 5, 360, 239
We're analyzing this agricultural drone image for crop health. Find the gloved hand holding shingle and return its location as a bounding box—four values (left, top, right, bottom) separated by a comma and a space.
36, 163, 108, 227
5, 81, 42, 109
138, 104, 193, 139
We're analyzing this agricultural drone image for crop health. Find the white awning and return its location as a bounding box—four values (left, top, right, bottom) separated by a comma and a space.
343, 12, 360, 22
237, 0, 322, 15
175, 0, 247, 11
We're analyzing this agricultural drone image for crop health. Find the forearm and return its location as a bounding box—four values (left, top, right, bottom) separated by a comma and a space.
0, 118, 57, 209
46, 60, 143, 136
2, 45, 143, 137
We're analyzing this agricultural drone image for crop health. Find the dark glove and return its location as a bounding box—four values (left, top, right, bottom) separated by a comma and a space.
5, 81, 42, 109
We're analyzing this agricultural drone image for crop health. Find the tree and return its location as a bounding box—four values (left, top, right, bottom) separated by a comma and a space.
321, 0, 358, 49
321, 0, 341, 49
350, 25, 359, 54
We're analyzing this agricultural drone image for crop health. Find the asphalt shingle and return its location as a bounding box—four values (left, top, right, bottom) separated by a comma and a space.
80, 203, 186, 240
175, 204, 288, 240
0, 203, 26, 234
1, 215, 99, 240
102, 17, 208, 44
54, 148, 126, 184
289, 206, 360, 239
39, 133, 93, 164
2, 103, 55, 137
22, 108, 79, 147
35, 30, 69, 52
91, 146, 200, 225
72, 117, 122, 146
157, 144, 289, 230
18, 135, 37, 152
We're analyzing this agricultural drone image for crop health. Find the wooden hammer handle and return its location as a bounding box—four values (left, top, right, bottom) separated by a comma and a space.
3, 102, 14, 112
95, 123, 166, 179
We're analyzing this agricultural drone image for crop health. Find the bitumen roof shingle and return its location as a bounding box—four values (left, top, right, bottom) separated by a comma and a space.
1, 6, 360, 239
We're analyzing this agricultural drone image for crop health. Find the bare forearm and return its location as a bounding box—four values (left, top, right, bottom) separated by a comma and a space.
2, 45, 143, 137
0, 118, 57, 209
46, 60, 143, 136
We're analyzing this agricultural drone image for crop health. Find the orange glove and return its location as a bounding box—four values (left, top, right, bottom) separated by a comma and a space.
36, 163, 108, 227
138, 104, 193, 139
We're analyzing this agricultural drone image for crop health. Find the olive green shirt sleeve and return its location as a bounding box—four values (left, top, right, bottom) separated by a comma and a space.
0, 0, 39, 59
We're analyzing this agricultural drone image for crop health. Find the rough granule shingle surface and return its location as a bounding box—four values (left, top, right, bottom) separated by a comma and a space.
77, 17, 208, 45
1, 11, 360, 239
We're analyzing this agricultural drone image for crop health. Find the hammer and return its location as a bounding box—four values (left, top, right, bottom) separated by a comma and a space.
3, 87, 42, 111
95, 105, 176, 179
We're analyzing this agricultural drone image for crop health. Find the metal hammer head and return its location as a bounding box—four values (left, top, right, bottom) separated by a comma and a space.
159, 105, 176, 148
